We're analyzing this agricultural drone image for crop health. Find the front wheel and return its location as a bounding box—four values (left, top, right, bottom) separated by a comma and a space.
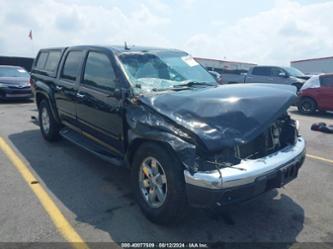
131, 143, 187, 224
298, 97, 317, 114
38, 99, 60, 141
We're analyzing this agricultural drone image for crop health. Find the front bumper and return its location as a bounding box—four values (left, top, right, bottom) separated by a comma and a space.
184, 137, 306, 207
0, 87, 32, 99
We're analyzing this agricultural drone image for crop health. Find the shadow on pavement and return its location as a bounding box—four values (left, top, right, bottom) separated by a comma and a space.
9, 129, 305, 246
289, 109, 333, 119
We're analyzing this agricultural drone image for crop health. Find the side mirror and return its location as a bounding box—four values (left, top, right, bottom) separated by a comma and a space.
279, 72, 288, 78
108, 88, 129, 99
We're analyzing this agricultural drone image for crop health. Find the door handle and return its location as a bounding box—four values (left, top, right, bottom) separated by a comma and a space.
76, 93, 85, 98
55, 85, 63, 91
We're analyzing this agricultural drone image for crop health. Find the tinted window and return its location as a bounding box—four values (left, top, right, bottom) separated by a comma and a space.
271, 67, 284, 77
45, 51, 62, 72
83, 52, 116, 90
252, 67, 271, 76
320, 75, 333, 87
36, 52, 48, 69
61, 51, 83, 81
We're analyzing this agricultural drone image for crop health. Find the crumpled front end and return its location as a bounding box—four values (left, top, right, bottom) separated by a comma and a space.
183, 115, 306, 208
192, 115, 300, 172
126, 84, 306, 208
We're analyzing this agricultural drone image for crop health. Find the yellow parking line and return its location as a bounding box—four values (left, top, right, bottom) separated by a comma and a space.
307, 154, 333, 164
0, 137, 90, 249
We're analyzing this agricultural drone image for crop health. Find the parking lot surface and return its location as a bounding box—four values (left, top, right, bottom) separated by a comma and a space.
0, 100, 333, 247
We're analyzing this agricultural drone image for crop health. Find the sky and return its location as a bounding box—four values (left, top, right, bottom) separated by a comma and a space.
0, 0, 332, 65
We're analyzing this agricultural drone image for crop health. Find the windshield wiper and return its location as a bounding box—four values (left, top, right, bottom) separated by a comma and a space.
151, 81, 215, 92
174, 81, 216, 88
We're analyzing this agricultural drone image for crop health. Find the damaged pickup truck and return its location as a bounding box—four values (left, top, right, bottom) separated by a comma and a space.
31, 45, 306, 224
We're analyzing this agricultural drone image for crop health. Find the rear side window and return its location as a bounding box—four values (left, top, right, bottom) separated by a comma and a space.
252, 67, 271, 76
83, 52, 116, 90
320, 75, 333, 87
61, 51, 83, 81
45, 51, 62, 72
36, 52, 48, 69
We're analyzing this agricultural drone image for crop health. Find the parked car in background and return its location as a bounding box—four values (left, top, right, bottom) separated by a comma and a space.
0, 66, 32, 100
31, 45, 305, 224
244, 66, 310, 90
220, 66, 310, 90
297, 74, 333, 114
208, 70, 224, 84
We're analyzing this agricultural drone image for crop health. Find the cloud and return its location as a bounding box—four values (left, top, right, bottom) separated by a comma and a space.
0, 0, 171, 57
55, 9, 82, 32
0, 0, 332, 66
184, 0, 333, 65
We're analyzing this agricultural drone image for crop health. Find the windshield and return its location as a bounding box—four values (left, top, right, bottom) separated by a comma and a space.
0, 67, 30, 78
283, 67, 305, 77
301, 75, 320, 90
118, 51, 217, 92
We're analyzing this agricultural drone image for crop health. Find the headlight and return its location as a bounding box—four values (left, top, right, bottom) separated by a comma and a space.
0, 83, 7, 88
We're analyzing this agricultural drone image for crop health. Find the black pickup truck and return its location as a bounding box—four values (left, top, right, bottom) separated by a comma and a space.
31, 45, 306, 224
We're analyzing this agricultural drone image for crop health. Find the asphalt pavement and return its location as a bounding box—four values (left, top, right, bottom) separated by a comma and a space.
0, 100, 333, 248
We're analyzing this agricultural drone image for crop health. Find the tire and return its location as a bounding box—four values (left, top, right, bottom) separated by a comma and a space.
297, 97, 317, 114
38, 99, 60, 142
131, 142, 187, 224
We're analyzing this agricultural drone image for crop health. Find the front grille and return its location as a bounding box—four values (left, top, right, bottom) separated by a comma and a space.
236, 117, 297, 160
197, 116, 298, 171
8, 86, 30, 90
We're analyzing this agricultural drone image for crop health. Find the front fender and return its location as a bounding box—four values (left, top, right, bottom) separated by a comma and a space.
126, 102, 197, 172
127, 130, 197, 172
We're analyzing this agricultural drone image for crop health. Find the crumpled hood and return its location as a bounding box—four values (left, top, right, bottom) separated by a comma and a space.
139, 84, 297, 152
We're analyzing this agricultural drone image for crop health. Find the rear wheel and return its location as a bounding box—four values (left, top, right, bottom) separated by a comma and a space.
38, 99, 60, 141
131, 143, 187, 224
298, 97, 317, 114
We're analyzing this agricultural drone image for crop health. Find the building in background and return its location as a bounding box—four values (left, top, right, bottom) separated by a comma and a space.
0, 56, 34, 72
195, 57, 257, 84
291, 56, 333, 75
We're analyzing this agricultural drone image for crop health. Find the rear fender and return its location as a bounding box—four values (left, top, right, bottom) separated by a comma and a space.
35, 81, 60, 123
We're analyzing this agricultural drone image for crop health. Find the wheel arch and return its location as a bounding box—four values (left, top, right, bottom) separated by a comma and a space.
300, 95, 318, 107
126, 137, 177, 168
35, 91, 61, 124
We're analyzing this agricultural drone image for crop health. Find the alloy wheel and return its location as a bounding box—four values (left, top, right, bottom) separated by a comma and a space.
139, 157, 168, 208
41, 107, 50, 134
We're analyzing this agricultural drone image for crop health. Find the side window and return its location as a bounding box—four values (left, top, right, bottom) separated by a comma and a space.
271, 67, 284, 77
83, 52, 116, 90
252, 67, 271, 76
320, 75, 333, 87
61, 51, 83, 81
45, 51, 62, 72
36, 52, 48, 69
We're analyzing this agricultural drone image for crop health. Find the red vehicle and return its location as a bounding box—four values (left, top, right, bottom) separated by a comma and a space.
298, 74, 333, 114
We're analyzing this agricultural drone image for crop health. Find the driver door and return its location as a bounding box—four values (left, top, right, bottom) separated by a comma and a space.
76, 50, 125, 156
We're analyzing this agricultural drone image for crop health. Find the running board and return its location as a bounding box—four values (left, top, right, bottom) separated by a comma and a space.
59, 128, 125, 167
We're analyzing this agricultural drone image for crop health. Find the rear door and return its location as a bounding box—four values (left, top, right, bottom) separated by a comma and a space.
56, 49, 85, 125
76, 49, 125, 156
318, 75, 333, 111
246, 67, 274, 83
